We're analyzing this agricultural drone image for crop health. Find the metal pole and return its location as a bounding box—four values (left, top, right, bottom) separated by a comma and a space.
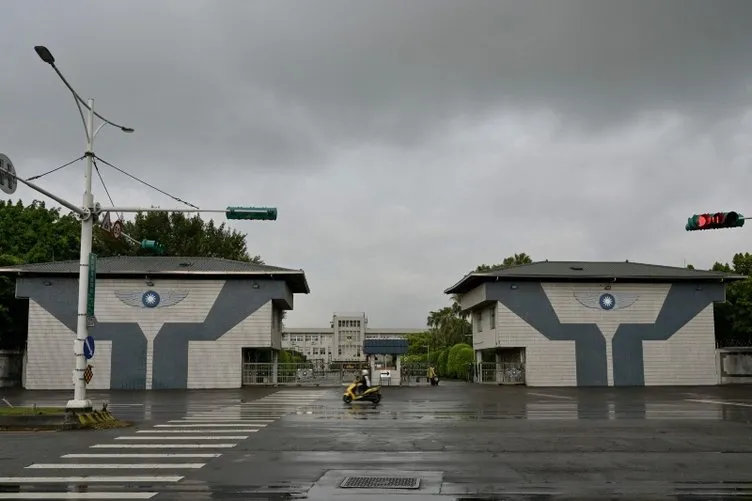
67, 97, 95, 411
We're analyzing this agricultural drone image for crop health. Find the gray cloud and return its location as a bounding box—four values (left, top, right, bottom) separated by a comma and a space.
1, 0, 751, 327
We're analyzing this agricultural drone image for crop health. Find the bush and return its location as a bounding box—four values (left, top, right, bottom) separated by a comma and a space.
453, 346, 474, 380
447, 343, 472, 377
436, 349, 449, 377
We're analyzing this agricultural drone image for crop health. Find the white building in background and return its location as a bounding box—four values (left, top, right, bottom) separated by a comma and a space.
282, 312, 423, 362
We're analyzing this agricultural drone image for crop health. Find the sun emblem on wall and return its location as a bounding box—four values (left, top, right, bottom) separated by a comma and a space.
573, 291, 639, 311
141, 290, 161, 308
114, 290, 190, 309
598, 293, 616, 310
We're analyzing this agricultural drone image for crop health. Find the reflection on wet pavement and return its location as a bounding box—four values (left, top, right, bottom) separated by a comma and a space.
1, 385, 751, 499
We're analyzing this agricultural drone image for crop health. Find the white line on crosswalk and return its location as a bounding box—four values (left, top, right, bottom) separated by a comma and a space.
62, 453, 221, 458
156, 423, 266, 427
0, 476, 182, 483
136, 429, 258, 433
26, 463, 205, 469
0, 493, 157, 499
176, 417, 276, 421
115, 436, 248, 440
90, 444, 236, 449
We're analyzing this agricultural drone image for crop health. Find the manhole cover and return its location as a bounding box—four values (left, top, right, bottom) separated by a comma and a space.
339, 476, 421, 489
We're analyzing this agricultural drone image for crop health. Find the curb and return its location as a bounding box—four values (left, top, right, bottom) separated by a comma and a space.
0, 409, 132, 431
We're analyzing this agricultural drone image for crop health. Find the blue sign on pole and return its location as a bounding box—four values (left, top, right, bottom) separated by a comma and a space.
83, 336, 95, 360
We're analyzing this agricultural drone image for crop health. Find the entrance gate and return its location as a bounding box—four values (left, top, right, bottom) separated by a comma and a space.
241, 361, 367, 386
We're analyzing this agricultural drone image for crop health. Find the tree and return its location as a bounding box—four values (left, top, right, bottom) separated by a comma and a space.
474, 252, 532, 272
423, 253, 535, 356
0, 199, 265, 349
94, 211, 262, 262
711, 253, 752, 346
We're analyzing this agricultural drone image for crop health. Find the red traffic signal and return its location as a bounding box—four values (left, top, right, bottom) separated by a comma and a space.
686, 211, 745, 231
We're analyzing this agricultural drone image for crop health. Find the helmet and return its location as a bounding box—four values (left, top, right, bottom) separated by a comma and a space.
361, 369, 369, 376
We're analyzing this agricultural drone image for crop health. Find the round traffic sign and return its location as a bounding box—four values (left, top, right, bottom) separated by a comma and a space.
83, 335, 95, 360
112, 220, 124, 239
0, 153, 17, 195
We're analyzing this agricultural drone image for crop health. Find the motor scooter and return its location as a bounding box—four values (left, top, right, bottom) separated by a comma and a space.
343, 378, 381, 404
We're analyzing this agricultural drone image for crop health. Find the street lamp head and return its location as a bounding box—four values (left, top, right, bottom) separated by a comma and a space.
34, 46, 55, 65
120, 127, 135, 133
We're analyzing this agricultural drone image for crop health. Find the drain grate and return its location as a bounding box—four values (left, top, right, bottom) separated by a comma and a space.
339, 476, 421, 489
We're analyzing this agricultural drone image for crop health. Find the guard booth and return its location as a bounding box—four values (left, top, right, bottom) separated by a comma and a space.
363, 338, 409, 386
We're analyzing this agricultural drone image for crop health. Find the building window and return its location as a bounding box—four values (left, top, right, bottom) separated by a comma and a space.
490, 306, 496, 330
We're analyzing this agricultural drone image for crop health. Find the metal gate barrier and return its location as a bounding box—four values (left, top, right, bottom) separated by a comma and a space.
241, 361, 367, 386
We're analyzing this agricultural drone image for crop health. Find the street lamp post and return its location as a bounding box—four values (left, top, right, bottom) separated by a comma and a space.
34, 46, 134, 411
69, 98, 95, 410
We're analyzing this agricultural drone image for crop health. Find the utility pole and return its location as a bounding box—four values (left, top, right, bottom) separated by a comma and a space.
69, 98, 96, 410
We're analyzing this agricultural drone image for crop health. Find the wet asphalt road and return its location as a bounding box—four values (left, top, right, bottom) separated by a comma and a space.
1, 382, 752, 500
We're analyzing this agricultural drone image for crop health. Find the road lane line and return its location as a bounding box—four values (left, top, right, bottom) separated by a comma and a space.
686, 398, 752, 408
528, 392, 575, 400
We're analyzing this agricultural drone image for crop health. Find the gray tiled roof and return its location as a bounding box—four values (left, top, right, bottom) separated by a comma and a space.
0, 256, 310, 293
444, 260, 746, 294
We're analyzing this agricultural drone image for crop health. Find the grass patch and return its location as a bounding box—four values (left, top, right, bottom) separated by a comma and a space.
0, 406, 67, 416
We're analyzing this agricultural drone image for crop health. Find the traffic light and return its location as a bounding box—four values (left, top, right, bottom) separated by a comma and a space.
141, 239, 166, 254
225, 206, 278, 221
685, 211, 745, 231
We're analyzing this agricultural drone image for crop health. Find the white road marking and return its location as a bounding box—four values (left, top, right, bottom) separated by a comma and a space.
90, 444, 236, 449
0, 476, 182, 483
172, 419, 275, 423
685, 398, 752, 408
528, 392, 574, 400
27, 463, 205, 469
156, 423, 266, 427
115, 435, 248, 440
0, 493, 157, 499
62, 453, 221, 459
136, 429, 258, 433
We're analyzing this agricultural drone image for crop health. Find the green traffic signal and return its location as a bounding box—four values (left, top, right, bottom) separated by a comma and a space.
225, 206, 278, 221
141, 239, 166, 254
686, 211, 745, 231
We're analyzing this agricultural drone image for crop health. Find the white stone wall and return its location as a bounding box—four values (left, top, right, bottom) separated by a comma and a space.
488, 283, 717, 387
23, 278, 275, 390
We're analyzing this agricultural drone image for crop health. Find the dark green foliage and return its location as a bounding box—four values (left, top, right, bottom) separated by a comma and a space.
0, 199, 264, 349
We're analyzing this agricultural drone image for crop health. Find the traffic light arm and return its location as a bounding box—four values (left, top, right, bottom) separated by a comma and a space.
103, 206, 277, 220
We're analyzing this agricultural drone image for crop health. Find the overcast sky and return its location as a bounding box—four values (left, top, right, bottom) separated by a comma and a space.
2, 0, 752, 328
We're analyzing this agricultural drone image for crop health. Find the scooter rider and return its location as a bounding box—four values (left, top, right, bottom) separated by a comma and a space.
359, 368, 371, 393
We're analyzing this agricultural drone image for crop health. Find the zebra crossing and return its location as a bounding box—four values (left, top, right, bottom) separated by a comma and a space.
0, 389, 329, 499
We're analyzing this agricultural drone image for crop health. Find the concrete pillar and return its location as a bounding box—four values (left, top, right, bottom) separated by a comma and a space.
495, 351, 502, 384
475, 350, 483, 383
271, 350, 279, 385
395, 355, 402, 386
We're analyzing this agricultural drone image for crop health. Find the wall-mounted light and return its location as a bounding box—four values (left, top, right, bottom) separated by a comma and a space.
145, 276, 154, 287
43, 280, 52, 286
510, 284, 518, 290
252, 281, 260, 289
604, 284, 612, 290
